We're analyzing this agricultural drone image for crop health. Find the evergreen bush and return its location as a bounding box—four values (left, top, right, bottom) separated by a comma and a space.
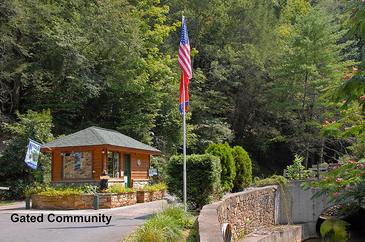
232, 146, 252, 191
205, 143, 236, 191
167, 154, 221, 209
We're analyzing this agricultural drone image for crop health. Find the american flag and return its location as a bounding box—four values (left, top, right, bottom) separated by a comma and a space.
179, 17, 191, 114
178, 17, 192, 79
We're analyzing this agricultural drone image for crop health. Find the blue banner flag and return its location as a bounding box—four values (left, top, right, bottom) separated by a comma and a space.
24, 139, 42, 169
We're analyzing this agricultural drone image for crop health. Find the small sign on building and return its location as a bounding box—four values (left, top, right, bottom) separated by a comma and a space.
149, 168, 158, 177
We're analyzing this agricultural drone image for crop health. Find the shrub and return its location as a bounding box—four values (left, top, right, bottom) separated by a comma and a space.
26, 183, 96, 197
139, 183, 167, 192
286, 154, 312, 180
37, 188, 83, 196
133, 213, 183, 242
128, 206, 195, 242
254, 175, 288, 187
150, 156, 168, 183
320, 218, 349, 242
232, 146, 252, 191
167, 154, 221, 209
206, 143, 236, 191
161, 206, 195, 228
105, 184, 134, 193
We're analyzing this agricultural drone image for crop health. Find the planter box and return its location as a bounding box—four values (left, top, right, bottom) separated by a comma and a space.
99, 192, 136, 208
31, 192, 136, 209
31, 194, 94, 209
137, 190, 165, 203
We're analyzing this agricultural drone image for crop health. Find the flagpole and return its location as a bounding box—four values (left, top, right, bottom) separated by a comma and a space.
182, 73, 187, 212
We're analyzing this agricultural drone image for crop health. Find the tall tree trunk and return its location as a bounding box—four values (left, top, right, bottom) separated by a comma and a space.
317, 138, 324, 179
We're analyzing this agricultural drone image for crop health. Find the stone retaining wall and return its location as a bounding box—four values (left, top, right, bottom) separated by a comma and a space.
31, 193, 137, 209
199, 186, 278, 242
199, 182, 328, 241
136, 190, 165, 203
32, 194, 95, 209
99, 192, 136, 208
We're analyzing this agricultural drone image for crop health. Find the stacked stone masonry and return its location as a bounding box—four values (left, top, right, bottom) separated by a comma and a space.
136, 190, 165, 203
31, 190, 165, 209
217, 187, 277, 240
198, 186, 278, 242
31, 193, 137, 209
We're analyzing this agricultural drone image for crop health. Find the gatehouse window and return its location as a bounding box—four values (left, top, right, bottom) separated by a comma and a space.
107, 151, 120, 178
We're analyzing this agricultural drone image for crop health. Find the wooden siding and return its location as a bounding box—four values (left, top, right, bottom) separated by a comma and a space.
131, 153, 150, 180
50, 145, 105, 182
47, 144, 152, 182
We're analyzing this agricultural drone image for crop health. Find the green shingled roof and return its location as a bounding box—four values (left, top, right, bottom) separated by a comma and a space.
42, 126, 160, 153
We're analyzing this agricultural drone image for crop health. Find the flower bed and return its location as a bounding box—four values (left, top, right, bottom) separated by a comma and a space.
31, 192, 137, 209
29, 183, 166, 209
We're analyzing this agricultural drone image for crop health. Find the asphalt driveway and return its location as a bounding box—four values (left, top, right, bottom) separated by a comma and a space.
0, 200, 167, 242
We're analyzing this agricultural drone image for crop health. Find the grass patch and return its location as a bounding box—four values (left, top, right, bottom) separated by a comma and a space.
0, 200, 16, 206
125, 206, 196, 242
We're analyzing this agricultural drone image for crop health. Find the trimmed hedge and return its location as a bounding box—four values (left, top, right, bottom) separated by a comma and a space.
232, 146, 252, 191
167, 154, 221, 209
206, 143, 236, 191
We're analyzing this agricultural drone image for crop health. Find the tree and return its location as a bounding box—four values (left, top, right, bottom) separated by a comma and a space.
205, 143, 235, 191
271, 7, 354, 167
232, 146, 252, 191
0, 110, 54, 198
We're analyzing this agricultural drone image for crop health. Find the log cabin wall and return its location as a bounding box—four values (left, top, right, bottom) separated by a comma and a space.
131, 153, 150, 180
49, 145, 152, 183
50, 145, 105, 182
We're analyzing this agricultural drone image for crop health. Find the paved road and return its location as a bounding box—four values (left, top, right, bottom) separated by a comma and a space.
0, 200, 167, 242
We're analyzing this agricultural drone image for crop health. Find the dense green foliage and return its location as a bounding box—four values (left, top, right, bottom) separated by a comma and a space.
254, 175, 288, 188
309, 159, 365, 208
320, 218, 349, 242
138, 183, 167, 192
205, 143, 236, 191
0, 110, 53, 199
0, 0, 365, 199
285, 154, 312, 180
25, 183, 95, 197
167, 154, 221, 209
105, 184, 134, 194
150, 156, 169, 183
232, 146, 252, 191
127, 206, 196, 242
